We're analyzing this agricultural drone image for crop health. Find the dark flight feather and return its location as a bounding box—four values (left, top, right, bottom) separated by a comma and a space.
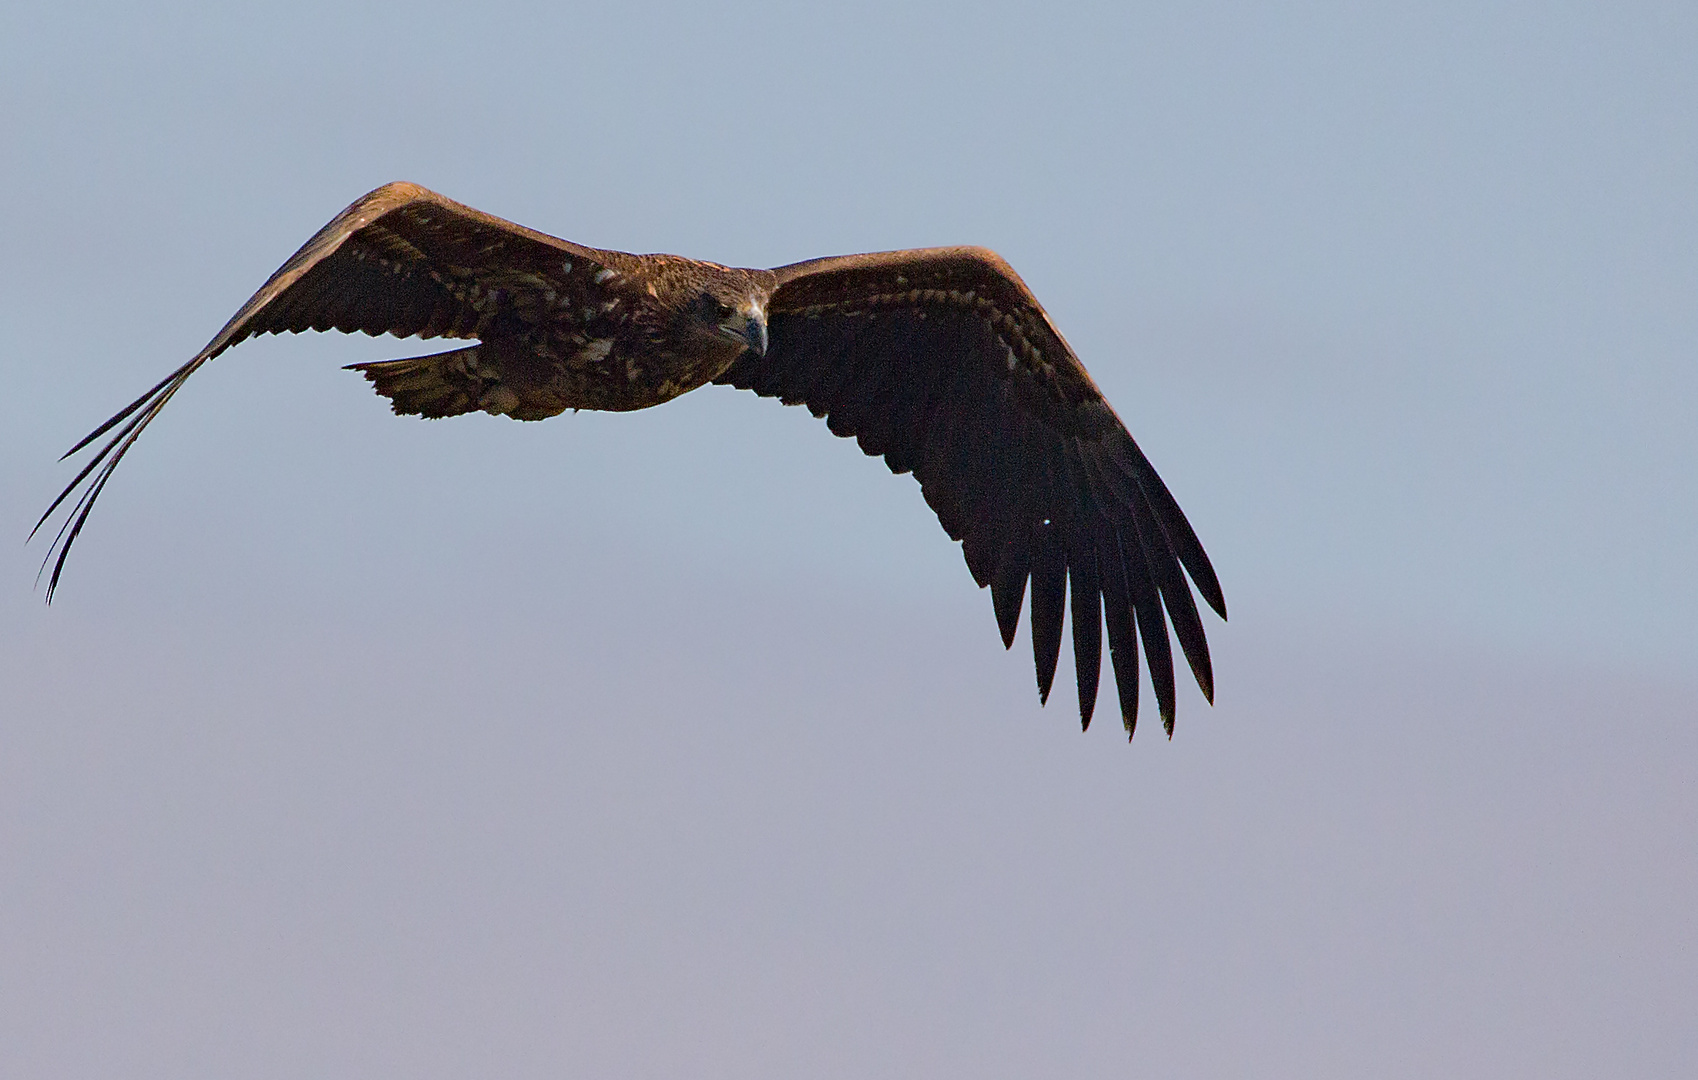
1094, 517, 1142, 736
1066, 529, 1104, 730
42, 183, 1226, 737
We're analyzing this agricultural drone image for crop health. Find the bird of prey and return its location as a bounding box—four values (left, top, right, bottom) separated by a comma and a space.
37, 182, 1226, 737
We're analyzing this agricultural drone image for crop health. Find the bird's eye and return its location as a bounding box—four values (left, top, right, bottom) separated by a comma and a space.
715, 301, 733, 319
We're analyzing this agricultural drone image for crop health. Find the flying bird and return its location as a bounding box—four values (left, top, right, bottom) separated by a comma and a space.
37, 182, 1226, 737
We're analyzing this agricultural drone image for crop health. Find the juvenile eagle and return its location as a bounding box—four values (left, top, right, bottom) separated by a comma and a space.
38, 182, 1226, 737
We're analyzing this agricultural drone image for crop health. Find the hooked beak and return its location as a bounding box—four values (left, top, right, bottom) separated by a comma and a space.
718, 306, 768, 357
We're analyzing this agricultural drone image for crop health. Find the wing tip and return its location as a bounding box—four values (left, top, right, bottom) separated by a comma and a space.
1197, 576, 1229, 621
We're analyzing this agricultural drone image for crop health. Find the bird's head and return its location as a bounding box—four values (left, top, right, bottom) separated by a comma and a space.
687, 281, 768, 358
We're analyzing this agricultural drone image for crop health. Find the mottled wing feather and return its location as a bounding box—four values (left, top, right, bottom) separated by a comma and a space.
36, 182, 617, 597
715, 247, 1226, 735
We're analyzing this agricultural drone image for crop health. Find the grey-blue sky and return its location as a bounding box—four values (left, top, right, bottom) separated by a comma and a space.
1, 2, 1693, 1077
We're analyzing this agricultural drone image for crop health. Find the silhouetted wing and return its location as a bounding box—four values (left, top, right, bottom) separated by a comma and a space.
715, 247, 1226, 735
35, 182, 618, 598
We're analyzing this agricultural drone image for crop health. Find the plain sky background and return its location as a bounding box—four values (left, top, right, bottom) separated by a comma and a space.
2, 2, 1693, 1077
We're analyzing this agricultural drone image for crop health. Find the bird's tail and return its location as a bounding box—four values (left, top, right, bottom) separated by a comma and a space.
346, 345, 518, 419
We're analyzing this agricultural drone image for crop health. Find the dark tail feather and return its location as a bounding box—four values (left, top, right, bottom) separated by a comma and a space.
346, 345, 506, 418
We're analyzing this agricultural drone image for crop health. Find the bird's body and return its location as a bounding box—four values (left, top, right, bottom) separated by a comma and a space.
347, 251, 771, 418
39, 182, 1227, 737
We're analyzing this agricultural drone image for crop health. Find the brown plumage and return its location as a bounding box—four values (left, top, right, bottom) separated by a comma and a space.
37, 182, 1227, 737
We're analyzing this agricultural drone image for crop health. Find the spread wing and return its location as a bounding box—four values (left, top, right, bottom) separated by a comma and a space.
714, 247, 1226, 736
35, 181, 620, 598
